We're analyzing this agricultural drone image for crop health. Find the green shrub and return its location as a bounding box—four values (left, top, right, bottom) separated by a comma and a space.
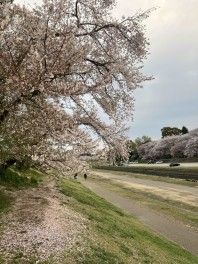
0, 168, 38, 188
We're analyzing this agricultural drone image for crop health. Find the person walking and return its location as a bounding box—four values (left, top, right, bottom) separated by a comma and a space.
84, 173, 87, 180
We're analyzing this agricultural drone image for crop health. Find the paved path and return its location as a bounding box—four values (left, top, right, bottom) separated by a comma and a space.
80, 178, 198, 255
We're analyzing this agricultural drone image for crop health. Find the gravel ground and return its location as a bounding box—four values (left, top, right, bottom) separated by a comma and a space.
0, 183, 88, 263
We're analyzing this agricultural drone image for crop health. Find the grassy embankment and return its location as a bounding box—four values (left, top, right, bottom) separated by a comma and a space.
0, 167, 198, 263
0, 167, 44, 188
91, 168, 198, 230
0, 166, 42, 215
60, 179, 198, 264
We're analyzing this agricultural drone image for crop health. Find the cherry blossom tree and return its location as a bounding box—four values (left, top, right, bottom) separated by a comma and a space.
137, 129, 198, 160
184, 137, 198, 158
170, 135, 188, 158
0, 0, 152, 174
137, 140, 156, 160
153, 136, 177, 159
184, 129, 198, 158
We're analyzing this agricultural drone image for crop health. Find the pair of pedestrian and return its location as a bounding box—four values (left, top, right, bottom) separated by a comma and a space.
74, 173, 87, 180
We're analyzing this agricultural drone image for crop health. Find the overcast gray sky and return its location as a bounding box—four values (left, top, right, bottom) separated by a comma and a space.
114, 0, 198, 140
15, 0, 198, 140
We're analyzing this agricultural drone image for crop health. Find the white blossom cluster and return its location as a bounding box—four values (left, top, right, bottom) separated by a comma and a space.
137, 129, 198, 159
0, 0, 152, 174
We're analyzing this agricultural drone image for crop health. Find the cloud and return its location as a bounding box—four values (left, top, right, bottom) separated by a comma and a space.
112, 0, 198, 139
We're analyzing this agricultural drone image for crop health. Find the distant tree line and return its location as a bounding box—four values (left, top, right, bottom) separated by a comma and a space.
127, 136, 151, 160
161, 126, 189, 138
137, 128, 198, 159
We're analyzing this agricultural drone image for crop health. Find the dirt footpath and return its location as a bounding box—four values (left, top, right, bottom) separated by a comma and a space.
80, 174, 198, 256
0, 183, 88, 263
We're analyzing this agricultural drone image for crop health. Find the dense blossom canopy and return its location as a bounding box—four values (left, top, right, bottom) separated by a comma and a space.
0, 0, 152, 174
137, 129, 198, 159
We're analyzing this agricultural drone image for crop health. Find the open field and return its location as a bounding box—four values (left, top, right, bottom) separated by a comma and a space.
92, 170, 198, 207
94, 164, 198, 180
91, 169, 198, 224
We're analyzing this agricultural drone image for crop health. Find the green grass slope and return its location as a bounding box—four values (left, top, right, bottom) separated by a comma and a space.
61, 180, 198, 264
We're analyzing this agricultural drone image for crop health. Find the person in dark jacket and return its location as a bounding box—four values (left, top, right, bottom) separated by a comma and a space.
84, 173, 87, 180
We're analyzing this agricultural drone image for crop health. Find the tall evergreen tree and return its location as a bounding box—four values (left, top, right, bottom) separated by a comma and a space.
181, 126, 189, 134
